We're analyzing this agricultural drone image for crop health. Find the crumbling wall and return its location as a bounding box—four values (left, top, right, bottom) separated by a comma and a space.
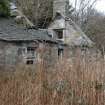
0, 41, 58, 68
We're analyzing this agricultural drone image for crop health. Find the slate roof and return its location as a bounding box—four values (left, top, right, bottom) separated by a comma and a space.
0, 18, 56, 43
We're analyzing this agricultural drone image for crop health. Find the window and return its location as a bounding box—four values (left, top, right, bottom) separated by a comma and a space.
55, 29, 63, 39
26, 47, 36, 65
58, 48, 63, 58
26, 60, 34, 65
27, 47, 35, 56
58, 45, 64, 59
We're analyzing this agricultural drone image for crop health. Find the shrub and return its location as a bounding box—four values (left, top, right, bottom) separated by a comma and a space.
0, 0, 10, 17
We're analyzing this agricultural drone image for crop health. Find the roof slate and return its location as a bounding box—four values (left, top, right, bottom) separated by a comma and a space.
0, 18, 56, 43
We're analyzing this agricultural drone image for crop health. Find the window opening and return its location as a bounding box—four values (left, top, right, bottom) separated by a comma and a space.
55, 29, 63, 39
26, 60, 34, 65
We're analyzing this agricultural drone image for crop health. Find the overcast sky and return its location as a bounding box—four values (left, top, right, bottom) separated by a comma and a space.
95, 0, 105, 13
70, 0, 105, 13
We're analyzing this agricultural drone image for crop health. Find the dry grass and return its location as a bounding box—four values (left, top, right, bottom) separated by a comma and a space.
0, 51, 105, 105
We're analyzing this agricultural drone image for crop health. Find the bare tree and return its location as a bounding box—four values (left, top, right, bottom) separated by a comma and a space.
15, 0, 53, 28
85, 9, 105, 51
15, 0, 98, 29
70, 0, 98, 28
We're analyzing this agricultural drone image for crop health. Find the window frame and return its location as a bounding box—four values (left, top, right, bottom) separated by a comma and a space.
54, 29, 64, 40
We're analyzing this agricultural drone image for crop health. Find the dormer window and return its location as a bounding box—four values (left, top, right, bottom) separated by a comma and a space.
54, 29, 63, 39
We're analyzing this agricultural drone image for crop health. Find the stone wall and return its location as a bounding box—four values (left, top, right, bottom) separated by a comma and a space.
0, 41, 7, 65
0, 41, 58, 67
0, 41, 20, 66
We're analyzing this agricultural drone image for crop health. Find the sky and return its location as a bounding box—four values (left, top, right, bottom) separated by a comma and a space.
95, 0, 105, 13
70, 0, 105, 13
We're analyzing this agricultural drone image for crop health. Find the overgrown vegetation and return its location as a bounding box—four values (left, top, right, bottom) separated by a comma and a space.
0, 51, 105, 105
1, 1, 105, 104
0, 0, 10, 17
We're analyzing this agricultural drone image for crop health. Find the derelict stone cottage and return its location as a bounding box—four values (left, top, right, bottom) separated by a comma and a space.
0, 2, 59, 67
0, 18, 58, 66
0, 0, 94, 67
